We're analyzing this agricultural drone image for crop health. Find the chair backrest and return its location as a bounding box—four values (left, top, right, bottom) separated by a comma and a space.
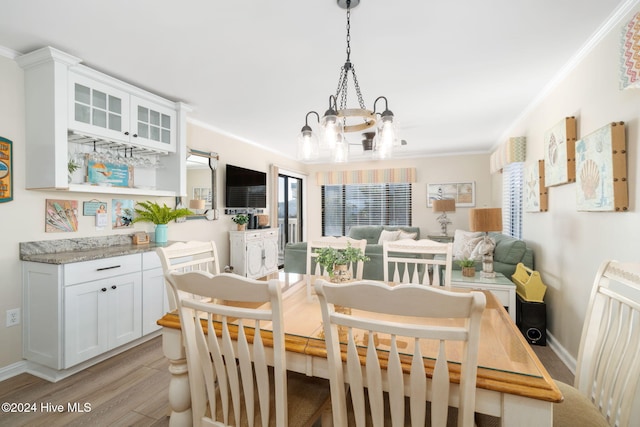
315, 279, 486, 427
305, 236, 367, 299
165, 271, 289, 427
574, 261, 640, 426
156, 240, 220, 310
383, 239, 453, 287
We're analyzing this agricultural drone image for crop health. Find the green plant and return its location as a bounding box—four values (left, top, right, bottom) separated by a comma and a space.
458, 258, 476, 268
132, 201, 192, 225
232, 214, 249, 225
315, 243, 370, 276
68, 159, 80, 174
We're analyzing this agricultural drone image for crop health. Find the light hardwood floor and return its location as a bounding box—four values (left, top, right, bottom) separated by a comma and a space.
0, 337, 573, 426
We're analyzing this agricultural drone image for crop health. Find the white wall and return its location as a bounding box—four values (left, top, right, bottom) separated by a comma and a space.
506, 5, 640, 361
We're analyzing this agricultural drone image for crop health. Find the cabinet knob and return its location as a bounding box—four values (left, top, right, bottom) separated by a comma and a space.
132, 134, 138, 138
101, 288, 107, 292
111, 285, 117, 290
124, 131, 129, 136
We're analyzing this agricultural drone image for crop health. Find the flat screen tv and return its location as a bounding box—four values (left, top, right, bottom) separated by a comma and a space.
225, 164, 267, 208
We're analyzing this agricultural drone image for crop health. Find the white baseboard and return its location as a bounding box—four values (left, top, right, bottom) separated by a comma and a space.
0, 360, 28, 382
546, 330, 577, 375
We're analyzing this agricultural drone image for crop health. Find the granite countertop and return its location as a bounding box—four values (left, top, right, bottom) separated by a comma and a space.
20, 235, 174, 264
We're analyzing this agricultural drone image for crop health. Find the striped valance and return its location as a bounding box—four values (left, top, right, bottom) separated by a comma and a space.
316, 168, 417, 185
490, 137, 526, 174
620, 12, 640, 90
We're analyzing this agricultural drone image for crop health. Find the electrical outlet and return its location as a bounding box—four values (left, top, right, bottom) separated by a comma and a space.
6, 308, 20, 327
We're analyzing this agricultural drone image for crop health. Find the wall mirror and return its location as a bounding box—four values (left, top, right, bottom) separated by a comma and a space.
185, 149, 218, 220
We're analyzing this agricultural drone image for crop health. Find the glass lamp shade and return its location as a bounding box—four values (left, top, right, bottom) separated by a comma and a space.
297, 130, 319, 160
320, 113, 343, 149
373, 115, 397, 159
332, 137, 349, 163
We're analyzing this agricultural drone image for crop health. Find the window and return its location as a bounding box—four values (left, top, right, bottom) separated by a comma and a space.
502, 162, 524, 239
322, 183, 412, 236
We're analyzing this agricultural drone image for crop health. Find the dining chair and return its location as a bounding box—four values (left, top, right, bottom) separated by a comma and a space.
156, 240, 220, 310
315, 278, 486, 427
166, 271, 332, 427
306, 236, 367, 300
553, 260, 640, 427
383, 238, 454, 287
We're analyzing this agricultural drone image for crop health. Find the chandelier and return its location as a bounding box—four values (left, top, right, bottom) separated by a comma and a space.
298, 0, 399, 163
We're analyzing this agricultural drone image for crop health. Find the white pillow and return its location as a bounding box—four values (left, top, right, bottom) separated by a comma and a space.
397, 230, 417, 240
378, 229, 400, 244
452, 230, 484, 260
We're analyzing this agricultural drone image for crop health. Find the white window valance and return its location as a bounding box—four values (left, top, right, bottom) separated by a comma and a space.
316, 168, 417, 185
490, 137, 526, 174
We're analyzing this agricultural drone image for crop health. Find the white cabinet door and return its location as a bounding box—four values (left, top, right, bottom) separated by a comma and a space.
131, 96, 177, 152
263, 235, 279, 275
142, 267, 168, 335
64, 279, 110, 368
64, 271, 141, 368
109, 273, 142, 347
68, 72, 130, 144
246, 240, 264, 279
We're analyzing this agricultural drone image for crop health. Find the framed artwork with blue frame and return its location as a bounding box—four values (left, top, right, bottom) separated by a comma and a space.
0, 137, 13, 202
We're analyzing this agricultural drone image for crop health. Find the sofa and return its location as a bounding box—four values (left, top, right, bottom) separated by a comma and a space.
442, 230, 534, 278
284, 225, 421, 281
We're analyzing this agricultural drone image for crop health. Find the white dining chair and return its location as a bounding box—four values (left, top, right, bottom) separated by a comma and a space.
315, 278, 486, 427
166, 271, 332, 427
156, 240, 220, 310
306, 236, 367, 300
383, 238, 454, 287
552, 260, 640, 427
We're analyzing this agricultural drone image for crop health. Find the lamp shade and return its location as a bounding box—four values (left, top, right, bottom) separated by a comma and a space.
432, 199, 456, 213
469, 208, 502, 232
189, 199, 206, 210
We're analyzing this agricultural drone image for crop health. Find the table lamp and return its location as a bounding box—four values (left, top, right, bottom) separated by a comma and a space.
432, 199, 456, 236
189, 199, 206, 213
469, 207, 502, 277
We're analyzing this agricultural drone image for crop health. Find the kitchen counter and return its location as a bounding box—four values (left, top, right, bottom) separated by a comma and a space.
20, 235, 173, 264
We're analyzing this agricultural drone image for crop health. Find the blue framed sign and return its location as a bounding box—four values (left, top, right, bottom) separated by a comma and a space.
87, 160, 132, 187
0, 137, 13, 203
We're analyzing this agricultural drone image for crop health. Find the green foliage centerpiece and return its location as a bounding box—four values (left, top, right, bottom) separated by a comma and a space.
132, 201, 192, 243
315, 242, 369, 282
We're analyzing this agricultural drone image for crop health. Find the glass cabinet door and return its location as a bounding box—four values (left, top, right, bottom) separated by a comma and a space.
130, 96, 176, 152
68, 72, 130, 143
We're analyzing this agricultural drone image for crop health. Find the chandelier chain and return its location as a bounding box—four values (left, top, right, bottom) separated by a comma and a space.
345, 1, 351, 61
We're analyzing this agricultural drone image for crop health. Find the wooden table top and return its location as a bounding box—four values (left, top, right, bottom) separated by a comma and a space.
158, 272, 562, 403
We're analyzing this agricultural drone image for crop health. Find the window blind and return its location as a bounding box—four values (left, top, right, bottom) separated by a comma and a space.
322, 183, 412, 236
502, 162, 524, 239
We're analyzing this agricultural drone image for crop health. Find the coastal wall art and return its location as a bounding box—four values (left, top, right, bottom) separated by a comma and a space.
575, 122, 627, 212
525, 160, 548, 212
544, 116, 577, 186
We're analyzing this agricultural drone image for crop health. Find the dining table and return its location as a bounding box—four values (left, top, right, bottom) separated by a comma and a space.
157, 272, 562, 426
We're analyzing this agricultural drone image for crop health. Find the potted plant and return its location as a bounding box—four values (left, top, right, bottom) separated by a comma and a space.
132, 201, 193, 244
315, 243, 370, 282
67, 159, 81, 183
232, 214, 249, 230
458, 258, 476, 277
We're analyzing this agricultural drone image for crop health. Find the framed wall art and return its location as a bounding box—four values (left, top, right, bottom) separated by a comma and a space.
427, 182, 475, 207
112, 199, 134, 228
0, 137, 13, 202
524, 160, 548, 212
544, 116, 577, 187
45, 199, 79, 232
575, 122, 627, 212
87, 159, 133, 187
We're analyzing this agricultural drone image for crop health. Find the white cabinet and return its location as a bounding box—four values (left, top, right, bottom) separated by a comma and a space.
22, 254, 151, 371
17, 46, 188, 196
230, 229, 278, 279
69, 71, 177, 153
141, 251, 169, 335
64, 272, 142, 367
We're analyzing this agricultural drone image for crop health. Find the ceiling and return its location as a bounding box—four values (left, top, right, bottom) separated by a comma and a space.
0, 0, 631, 162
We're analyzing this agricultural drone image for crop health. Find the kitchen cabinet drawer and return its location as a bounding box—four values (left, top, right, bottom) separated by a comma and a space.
65, 254, 141, 285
